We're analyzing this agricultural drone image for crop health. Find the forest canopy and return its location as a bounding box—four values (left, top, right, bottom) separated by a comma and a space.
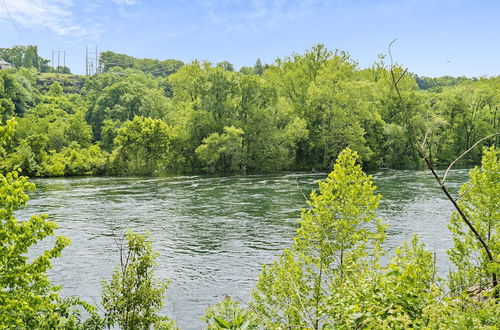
0, 44, 498, 176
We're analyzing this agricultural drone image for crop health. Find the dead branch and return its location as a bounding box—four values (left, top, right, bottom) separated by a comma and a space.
387, 41, 497, 289
443, 132, 500, 183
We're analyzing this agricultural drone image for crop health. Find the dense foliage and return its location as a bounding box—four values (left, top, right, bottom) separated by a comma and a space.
102, 231, 174, 329
0, 119, 99, 328
253, 148, 386, 328
204, 148, 499, 329
0, 45, 498, 176
448, 146, 499, 295
0, 140, 172, 328
0, 44, 498, 328
1, 122, 498, 328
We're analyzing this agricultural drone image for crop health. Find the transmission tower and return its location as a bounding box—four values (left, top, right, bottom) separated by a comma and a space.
85, 45, 99, 75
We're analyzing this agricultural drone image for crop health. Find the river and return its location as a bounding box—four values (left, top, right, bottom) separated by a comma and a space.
17, 169, 468, 329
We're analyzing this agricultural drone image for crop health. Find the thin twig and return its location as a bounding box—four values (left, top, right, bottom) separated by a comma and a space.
286, 268, 316, 328
91, 296, 105, 314
442, 132, 500, 183
294, 177, 310, 203
388, 39, 397, 68
456, 184, 471, 201
421, 127, 432, 149
395, 68, 408, 85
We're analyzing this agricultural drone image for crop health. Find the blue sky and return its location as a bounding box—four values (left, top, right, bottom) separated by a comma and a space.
1, 0, 499, 77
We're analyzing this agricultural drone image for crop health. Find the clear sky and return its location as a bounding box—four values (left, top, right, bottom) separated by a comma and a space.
1, 0, 499, 77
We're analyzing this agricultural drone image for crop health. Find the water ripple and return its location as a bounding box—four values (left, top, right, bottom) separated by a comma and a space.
17, 169, 468, 330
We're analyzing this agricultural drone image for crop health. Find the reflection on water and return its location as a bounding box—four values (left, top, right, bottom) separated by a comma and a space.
17, 169, 468, 329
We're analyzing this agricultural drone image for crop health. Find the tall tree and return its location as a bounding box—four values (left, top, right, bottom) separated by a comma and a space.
0, 45, 51, 72
253, 149, 386, 328
112, 116, 174, 174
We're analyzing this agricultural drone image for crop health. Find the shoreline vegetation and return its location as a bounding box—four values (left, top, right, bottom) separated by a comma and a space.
0, 44, 498, 328
0, 44, 498, 177
0, 147, 498, 328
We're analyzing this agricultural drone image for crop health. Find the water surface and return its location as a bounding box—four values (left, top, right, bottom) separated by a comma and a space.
18, 169, 468, 329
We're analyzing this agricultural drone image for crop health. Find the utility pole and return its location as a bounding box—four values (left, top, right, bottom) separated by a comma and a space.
51, 50, 67, 73
96, 46, 99, 74
85, 45, 88, 75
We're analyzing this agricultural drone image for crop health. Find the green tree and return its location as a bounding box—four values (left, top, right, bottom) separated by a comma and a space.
54, 66, 72, 74
366, 65, 426, 169
244, 99, 308, 171
4, 89, 96, 176
169, 63, 239, 131
249, 148, 450, 328
164, 103, 217, 172
112, 116, 174, 174
203, 296, 258, 330
168, 62, 206, 103
434, 82, 499, 164
195, 126, 244, 173
217, 61, 235, 72
200, 66, 239, 130
334, 236, 438, 328
48, 81, 64, 96
99, 51, 183, 77
101, 119, 123, 152
0, 69, 37, 115
39, 143, 106, 177
253, 58, 266, 75
0, 45, 51, 72
253, 149, 386, 328
87, 75, 169, 139
447, 146, 499, 294
307, 62, 378, 167
102, 230, 174, 329
264, 44, 333, 118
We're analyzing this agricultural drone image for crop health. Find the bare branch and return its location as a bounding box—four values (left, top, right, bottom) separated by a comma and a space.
388, 41, 497, 289
443, 132, 500, 183
456, 184, 471, 201
395, 68, 408, 85
421, 127, 432, 149
388, 39, 397, 68
294, 177, 311, 206
286, 269, 316, 328
91, 296, 105, 313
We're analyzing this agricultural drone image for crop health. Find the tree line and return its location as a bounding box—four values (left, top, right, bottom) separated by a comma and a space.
0, 45, 71, 74
0, 44, 498, 177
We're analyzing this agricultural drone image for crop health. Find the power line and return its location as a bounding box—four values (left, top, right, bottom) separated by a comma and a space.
1, 0, 25, 44
99, 67, 179, 77
98, 60, 181, 77
98, 57, 184, 75
85, 52, 186, 77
